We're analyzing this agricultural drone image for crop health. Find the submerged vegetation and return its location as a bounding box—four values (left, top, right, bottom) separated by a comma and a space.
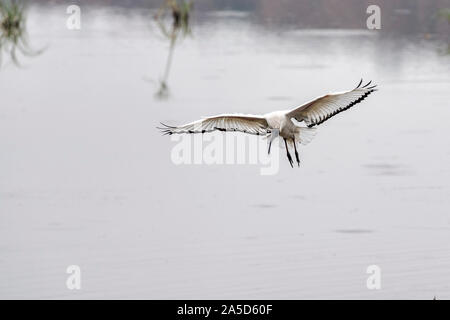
154, 0, 193, 99
437, 8, 450, 23
0, 0, 41, 68
436, 8, 450, 54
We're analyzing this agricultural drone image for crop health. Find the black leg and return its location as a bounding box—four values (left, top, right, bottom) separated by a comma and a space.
284, 138, 293, 168
293, 138, 300, 167
268, 140, 272, 155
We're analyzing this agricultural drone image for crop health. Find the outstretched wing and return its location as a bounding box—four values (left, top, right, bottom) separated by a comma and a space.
158, 114, 270, 136
287, 79, 377, 127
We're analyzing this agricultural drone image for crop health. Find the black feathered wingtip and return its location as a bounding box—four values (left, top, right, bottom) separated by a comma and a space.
356, 79, 378, 91
158, 122, 176, 128
355, 78, 363, 89
157, 122, 175, 135
362, 80, 372, 88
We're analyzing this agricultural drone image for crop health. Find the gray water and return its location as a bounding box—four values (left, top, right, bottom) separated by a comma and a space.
1, 6, 450, 299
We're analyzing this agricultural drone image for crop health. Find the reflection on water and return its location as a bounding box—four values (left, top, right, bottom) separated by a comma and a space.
0, 4, 450, 299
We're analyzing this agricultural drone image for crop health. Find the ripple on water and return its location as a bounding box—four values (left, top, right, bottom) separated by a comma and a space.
267, 96, 293, 101
363, 163, 412, 176
334, 229, 374, 234
251, 204, 278, 209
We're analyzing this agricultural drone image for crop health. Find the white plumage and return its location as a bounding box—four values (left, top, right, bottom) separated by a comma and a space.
159, 79, 377, 167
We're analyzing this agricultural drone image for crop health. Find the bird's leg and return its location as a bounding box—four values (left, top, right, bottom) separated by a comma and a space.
293, 138, 300, 167
267, 129, 279, 155
284, 138, 293, 168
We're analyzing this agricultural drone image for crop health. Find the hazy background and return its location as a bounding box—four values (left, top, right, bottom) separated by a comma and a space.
33, 0, 450, 34
0, 0, 449, 299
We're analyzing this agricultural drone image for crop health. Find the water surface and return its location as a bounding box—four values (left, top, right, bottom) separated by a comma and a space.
0, 6, 449, 299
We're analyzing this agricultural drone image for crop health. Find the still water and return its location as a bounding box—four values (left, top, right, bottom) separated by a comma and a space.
0, 5, 449, 299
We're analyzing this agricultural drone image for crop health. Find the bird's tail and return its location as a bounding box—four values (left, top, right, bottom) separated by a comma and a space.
295, 127, 317, 145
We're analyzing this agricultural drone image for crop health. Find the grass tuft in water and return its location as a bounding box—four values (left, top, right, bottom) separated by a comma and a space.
0, 0, 42, 68
154, 0, 193, 99
437, 8, 450, 54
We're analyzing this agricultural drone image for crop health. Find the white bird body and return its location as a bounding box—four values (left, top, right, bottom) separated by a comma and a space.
264, 110, 286, 129
159, 80, 377, 167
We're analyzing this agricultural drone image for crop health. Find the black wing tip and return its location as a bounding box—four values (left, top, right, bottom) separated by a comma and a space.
311, 84, 378, 128
159, 122, 176, 128
356, 79, 378, 91
157, 122, 175, 135
158, 129, 173, 136
355, 78, 363, 89
362, 80, 372, 88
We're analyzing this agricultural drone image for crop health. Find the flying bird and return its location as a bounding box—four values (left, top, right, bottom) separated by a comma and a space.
159, 79, 377, 167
